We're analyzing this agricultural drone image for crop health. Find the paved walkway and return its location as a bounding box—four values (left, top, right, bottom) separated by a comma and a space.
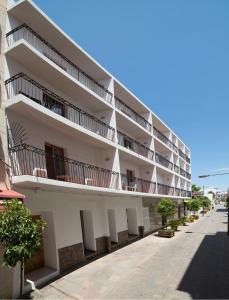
37, 205, 229, 299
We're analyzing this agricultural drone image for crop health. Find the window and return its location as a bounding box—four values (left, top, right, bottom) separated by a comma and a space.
43, 93, 65, 117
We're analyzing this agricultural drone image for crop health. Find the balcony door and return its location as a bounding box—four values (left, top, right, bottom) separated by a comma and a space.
126, 169, 135, 186
45, 143, 65, 180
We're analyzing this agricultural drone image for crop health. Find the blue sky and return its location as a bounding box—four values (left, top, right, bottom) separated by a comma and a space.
34, 0, 229, 191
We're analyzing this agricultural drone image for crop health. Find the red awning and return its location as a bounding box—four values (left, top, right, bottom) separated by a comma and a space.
0, 189, 25, 199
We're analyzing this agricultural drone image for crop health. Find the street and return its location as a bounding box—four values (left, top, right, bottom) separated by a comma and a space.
37, 205, 229, 299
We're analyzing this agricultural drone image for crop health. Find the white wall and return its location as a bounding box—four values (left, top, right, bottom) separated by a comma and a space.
126, 208, 138, 235
108, 209, 118, 242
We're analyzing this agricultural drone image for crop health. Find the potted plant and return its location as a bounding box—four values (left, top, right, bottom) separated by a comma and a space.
157, 198, 176, 238
186, 215, 195, 223
187, 198, 201, 219
179, 216, 188, 226
168, 219, 180, 231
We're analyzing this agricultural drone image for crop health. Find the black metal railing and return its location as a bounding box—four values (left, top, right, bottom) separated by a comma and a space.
5, 73, 115, 142
179, 149, 186, 160
186, 172, 191, 180
157, 183, 174, 195
180, 189, 187, 197
155, 152, 173, 170
117, 131, 154, 160
173, 144, 179, 154
6, 24, 113, 103
187, 191, 192, 197
174, 164, 180, 174
180, 167, 186, 177
121, 174, 156, 193
153, 127, 172, 148
174, 188, 181, 196
115, 96, 151, 132
186, 156, 191, 164
9, 144, 119, 189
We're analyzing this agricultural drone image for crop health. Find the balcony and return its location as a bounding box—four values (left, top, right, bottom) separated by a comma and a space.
186, 172, 191, 180
157, 183, 174, 196
9, 144, 119, 189
174, 164, 180, 174
186, 156, 191, 164
155, 153, 173, 170
115, 96, 151, 132
174, 188, 181, 196
180, 167, 186, 178
179, 149, 186, 161
187, 191, 192, 197
121, 174, 156, 193
5, 73, 115, 142
153, 127, 172, 148
180, 189, 187, 197
6, 24, 112, 104
117, 131, 154, 161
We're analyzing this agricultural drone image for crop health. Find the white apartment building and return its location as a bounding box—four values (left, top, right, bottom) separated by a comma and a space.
0, 0, 191, 296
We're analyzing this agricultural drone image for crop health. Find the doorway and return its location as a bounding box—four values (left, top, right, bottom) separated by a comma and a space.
80, 210, 95, 256
126, 208, 138, 237
24, 215, 44, 273
108, 209, 118, 244
45, 143, 65, 180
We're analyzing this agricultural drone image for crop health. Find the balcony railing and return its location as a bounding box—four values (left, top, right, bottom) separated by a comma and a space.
174, 164, 180, 174
179, 149, 186, 161
117, 131, 154, 160
6, 24, 113, 103
155, 153, 173, 170
187, 191, 192, 197
121, 174, 156, 193
157, 183, 174, 195
174, 188, 181, 196
186, 156, 191, 164
180, 167, 186, 177
173, 144, 179, 154
153, 127, 172, 148
115, 96, 151, 132
9, 144, 119, 189
180, 189, 187, 197
186, 172, 191, 180
5, 73, 115, 142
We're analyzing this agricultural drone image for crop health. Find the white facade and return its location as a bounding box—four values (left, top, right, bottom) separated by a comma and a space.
1, 0, 191, 295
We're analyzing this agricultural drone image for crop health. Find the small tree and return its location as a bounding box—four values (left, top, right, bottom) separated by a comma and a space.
201, 197, 211, 212
0, 199, 46, 297
192, 184, 201, 193
157, 198, 176, 229
187, 198, 201, 215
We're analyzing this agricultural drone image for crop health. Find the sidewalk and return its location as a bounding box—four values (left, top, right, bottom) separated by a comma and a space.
35, 206, 229, 299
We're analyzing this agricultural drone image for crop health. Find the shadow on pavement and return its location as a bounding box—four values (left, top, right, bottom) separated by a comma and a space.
177, 231, 229, 299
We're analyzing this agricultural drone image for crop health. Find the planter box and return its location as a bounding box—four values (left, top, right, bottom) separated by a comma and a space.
158, 229, 175, 238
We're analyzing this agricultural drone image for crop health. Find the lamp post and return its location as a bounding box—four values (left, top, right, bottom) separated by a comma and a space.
199, 172, 229, 235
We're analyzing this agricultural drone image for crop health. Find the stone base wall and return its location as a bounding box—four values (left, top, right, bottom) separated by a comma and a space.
118, 230, 128, 244
96, 236, 110, 255
58, 243, 85, 272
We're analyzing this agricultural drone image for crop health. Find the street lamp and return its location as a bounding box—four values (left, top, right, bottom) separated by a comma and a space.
198, 172, 229, 235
